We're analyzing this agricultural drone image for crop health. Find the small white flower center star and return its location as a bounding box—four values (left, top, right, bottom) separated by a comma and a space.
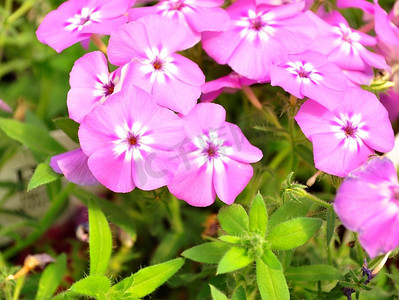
285, 61, 323, 84
332, 23, 362, 54
331, 113, 369, 152
140, 47, 178, 84
113, 121, 154, 162
65, 7, 101, 32
93, 73, 120, 104
189, 129, 234, 169
236, 10, 276, 42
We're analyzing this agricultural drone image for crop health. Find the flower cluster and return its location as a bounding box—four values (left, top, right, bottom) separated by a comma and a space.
37, 0, 399, 253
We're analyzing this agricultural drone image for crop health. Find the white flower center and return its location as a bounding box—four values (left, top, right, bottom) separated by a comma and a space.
65, 7, 101, 32
332, 23, 362, 55
330, 113, 369, 152
93, 73, 121, 104
285, 61, 323, 84
236, 10, 276, 42
113, 121, 154, 162
139, 47, 178, 84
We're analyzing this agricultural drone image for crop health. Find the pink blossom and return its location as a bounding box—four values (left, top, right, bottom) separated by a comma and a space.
67, 51, 128, 123
36, 0, 130, 53
334, 157, 399, 258
310, 11, 388, 71
128, 0, 230, 39
108, 14, 205, 115
78, 86, 185, 193
167, 103, 263, 207
269, 50, 347, 110
202, 0, 317, 80
50, 148, 99, 185
295, 88, 394, 177
201, 72, 260, 102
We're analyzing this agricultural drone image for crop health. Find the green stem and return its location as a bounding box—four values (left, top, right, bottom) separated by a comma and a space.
168, 195, 184, 233
12, 276, 25, 300
6, 0, 36, 25
3, 184, 73, 259
297, 190, 332, 209
354, 233, 365, 266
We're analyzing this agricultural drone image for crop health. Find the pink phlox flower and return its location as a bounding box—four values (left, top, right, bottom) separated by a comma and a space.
68, 51, 129, 123
167, 103, 263, 207
201, 72, 262, 102
310, 10, 388, 71
78, 85, 185, 193
374, 0, 399, 66
36, 0, 130, 53
202, 0, 317, 80
128, 0, 230, 39
334, 157, 399, 258
341, 67, 374, 87
50, 148, 99, 186
270, 50, 348, 110
108, 14, 205, 115
295, 88, 394, 177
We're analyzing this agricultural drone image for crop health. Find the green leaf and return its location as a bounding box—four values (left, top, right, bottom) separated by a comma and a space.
69, 274, 110, 298
217, 246, 253, 275
285, 265, 343, 281
261, 249, 282, 271
256, 256, 289, 300
28, 158, 61, 191
231, 286, 246, 300
209, 285, 229, 300
35, 254, 67, 300
125, 258, 184, 298
218, 235, 242, 244
218, 204, 249, 236
326, 207, 336, 247
53, 117, 80, 143
182, 242, 231, 264
89, 199, 112, 275
249, 193, 267, 236
0, 118, 65, 155
267, 217, 322, 250
268, 199, 312, 229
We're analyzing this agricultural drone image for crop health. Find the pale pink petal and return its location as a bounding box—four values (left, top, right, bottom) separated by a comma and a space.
142, 14, 199, 52
128, 6, 160, 21
152, 74, 200, 115
168, 163, 216, 207
181, 103, 226, 137
81, 16, 128, 35
202, 28, 244, 65
50, 148, 99, 185
312, 132, 374, 177
132, 149, 177, 190
88, 145, 135, 193
171, 53, 205, 86
295, 100, 334, 140
108, 21, 150, 66
213, 158, 254, 205
184, 6, 230, 33
222, 122, 263, 163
